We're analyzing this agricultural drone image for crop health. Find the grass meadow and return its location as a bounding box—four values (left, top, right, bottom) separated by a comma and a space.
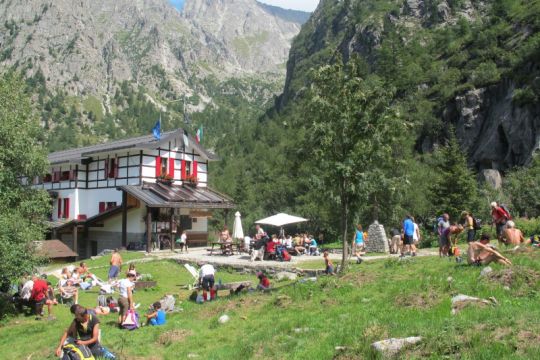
1, 249, 540, 359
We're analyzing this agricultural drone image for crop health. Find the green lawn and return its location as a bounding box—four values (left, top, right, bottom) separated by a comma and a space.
2, 250, 540, 359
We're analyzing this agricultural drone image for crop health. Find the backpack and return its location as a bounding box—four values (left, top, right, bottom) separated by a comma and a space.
281, 250, 291, 262
62, 343, 95, 360
500, 204, 512, 220
121, 309, 140, 330
473, 218, 482, 230
253, 238, 266, 250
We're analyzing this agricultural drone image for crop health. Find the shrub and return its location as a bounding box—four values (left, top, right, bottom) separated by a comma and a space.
513, 218, 540, 237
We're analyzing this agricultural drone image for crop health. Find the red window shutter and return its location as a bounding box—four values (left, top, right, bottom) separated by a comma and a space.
181, 160, 186, 180
57, 198, 62, 218
193, 160, 198, 178
169, 158, 175, 178
104, 159, 109, 179
63, 198, 70, 219
156, 156, 162, 177
99, 202, 106, 213
114, 157, 119, 178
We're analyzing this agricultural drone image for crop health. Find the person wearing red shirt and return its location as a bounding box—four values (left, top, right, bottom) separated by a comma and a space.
491, 202, 509, 245
256, 272, 270, 290
31, 274, 54, 320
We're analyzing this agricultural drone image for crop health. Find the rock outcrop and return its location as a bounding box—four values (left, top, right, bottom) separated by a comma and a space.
448, 81, 540, 171
0, 0, 308, 99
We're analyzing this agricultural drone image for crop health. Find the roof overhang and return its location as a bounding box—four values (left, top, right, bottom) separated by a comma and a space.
119, 182, 235, 209
48, 128, 218, 165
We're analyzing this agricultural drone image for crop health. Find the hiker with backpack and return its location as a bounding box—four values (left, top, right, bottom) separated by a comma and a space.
437, 214, 450, 257
491, 202, 511, 246
55, 304, 116, 359
461, 211, 478, 243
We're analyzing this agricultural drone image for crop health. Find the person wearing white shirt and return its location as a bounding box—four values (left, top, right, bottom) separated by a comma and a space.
20, 280, 34, 301
412, 219, 421, 245
117, 271, 136, 324
198, 263, 215, 291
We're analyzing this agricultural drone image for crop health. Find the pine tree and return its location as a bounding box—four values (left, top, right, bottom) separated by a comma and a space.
430, 132, 480, 221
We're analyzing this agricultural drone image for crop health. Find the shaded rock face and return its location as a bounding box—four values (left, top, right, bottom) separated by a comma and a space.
447, 81, 540, 171
480, 169, 503, 189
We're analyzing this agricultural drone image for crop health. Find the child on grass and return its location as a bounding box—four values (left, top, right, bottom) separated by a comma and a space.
146, 302, 166, 326
323, 251, 335, 275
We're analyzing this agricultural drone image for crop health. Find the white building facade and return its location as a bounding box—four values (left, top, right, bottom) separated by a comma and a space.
36, 129, 234, 258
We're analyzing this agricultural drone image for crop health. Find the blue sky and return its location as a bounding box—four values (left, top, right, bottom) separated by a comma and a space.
168, 0, 319, 12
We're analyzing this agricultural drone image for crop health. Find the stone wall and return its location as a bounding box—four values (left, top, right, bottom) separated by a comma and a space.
366, 221, 389, 253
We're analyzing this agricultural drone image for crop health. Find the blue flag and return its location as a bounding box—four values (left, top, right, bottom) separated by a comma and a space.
152, 117, 161, 140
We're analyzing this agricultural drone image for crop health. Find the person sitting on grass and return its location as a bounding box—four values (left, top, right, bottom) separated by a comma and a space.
31, 274, 55, 320
323, 251, 335, 275
146, 301, 166, 326
467, 233, 512, 266
59, 277, 79, 305
56, 304, 115, 359
502, 221, 530, 247
256, 272, 271, 291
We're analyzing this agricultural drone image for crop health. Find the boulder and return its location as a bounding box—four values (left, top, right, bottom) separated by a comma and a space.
480, 169, 503, 189
218, 314, 230, 324
480, 266, 493, 277
451, 294, 497, 315
372, 337, 422, 356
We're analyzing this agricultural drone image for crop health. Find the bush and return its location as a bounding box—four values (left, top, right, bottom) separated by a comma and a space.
419, 232, 437, 249
513, 218, 540, 237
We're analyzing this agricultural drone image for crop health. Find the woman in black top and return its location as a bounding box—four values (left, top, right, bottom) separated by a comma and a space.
55, 305, 103, 357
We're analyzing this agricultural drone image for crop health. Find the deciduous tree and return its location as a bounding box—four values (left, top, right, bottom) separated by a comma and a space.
302, 57, 404, 271
0, 73, 50, 293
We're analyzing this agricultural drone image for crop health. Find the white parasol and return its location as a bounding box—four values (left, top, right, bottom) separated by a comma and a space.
255, 213, 309, 227
232, 211, 244, 240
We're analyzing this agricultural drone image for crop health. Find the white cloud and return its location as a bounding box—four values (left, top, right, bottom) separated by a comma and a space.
258, 0, 320, 12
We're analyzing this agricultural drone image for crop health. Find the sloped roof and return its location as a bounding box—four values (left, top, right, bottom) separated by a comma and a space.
119, 182, 235, 209
48, 129, 217, 164
34, 240, 78, 258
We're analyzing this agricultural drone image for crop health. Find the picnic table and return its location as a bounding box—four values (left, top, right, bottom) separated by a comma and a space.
207, 241, 242, 255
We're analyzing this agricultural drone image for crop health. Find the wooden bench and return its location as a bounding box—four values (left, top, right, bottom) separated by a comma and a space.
186, 232, 209, 248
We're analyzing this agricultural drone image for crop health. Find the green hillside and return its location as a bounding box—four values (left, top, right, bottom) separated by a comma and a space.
2, 250, 540, 359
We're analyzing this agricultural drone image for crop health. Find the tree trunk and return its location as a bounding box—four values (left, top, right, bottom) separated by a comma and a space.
340, 192, 349, 273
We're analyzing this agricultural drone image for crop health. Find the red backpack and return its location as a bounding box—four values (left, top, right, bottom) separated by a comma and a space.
500, 204, 512, 220
281, 250, 291, 262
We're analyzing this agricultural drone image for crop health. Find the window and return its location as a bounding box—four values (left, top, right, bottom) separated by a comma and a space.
108, 158, 117, 179
52, 170, 61, 183
107, 201, 117, 209
156, 157, 175, 178
185, 161, 191, 176
61, 171, 70, 181
43, 174, 52, 183
161, 158, 168, 177
62, 198, 70, 219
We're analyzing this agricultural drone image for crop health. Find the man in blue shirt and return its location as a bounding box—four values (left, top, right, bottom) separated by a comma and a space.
401, 215, 417, 257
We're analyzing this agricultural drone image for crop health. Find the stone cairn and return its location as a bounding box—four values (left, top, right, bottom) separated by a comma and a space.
366, 221, 389, 253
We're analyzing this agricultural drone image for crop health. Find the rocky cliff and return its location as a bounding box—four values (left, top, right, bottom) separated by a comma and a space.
276, 0, 540, 173
0, 0, 308, 99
